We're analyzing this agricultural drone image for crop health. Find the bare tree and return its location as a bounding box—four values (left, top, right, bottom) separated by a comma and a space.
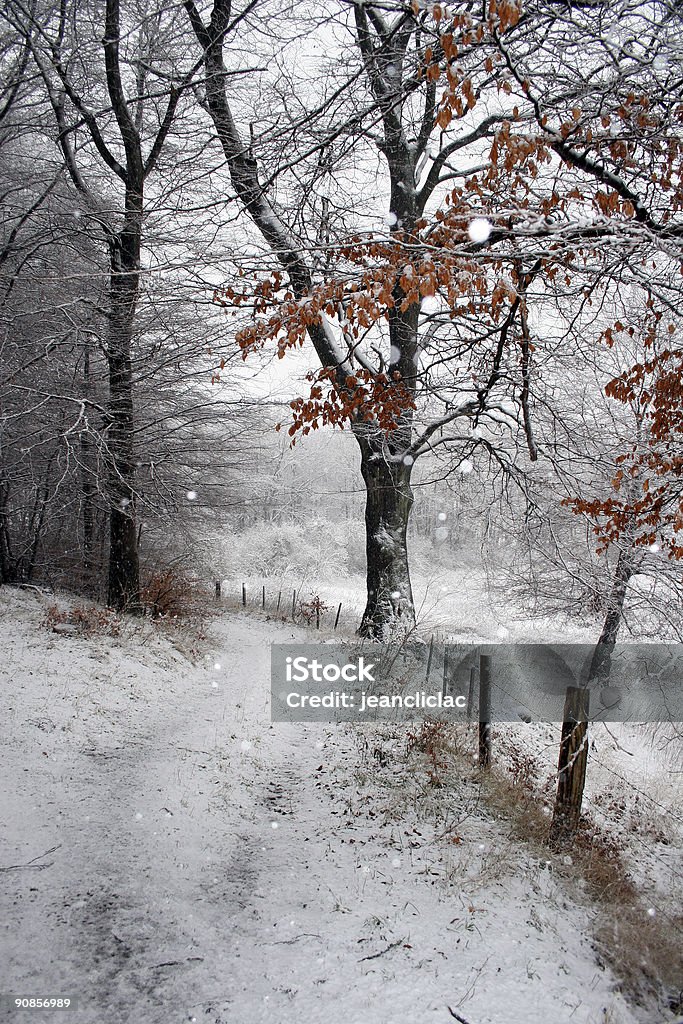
183, 0, 683, 638
5, 0, 205, 607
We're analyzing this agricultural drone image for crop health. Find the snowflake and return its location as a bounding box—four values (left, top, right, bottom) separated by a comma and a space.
468, 217, 492, 243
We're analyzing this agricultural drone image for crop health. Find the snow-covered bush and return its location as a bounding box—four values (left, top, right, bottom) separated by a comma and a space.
223, 519, 360, 580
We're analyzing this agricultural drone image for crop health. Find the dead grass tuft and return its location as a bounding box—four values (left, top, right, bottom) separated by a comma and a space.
44, 603, 121, 637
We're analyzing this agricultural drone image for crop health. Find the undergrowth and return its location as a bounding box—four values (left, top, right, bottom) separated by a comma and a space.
352, 716, 682, 1019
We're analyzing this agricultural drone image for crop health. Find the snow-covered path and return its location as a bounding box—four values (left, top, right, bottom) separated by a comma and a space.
0, 591, 647, 1023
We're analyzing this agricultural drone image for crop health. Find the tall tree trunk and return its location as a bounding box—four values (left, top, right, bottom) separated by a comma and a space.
588, 543, 636, 684
80, 334, 95, 577
106, 202, 141, 612
186, 0, 422, 639
356, 431, 415, 639
0, 472, 13, 585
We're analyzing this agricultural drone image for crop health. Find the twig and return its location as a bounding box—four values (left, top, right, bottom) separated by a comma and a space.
358, 936, 406, 962
602, 722, 634, 755
152, 956, 204, 968
0, 844, 61, 871
264, 933, 322, 946
447, 1008, 473, 1024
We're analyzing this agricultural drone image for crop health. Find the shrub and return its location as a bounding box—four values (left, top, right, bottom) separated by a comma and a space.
406, 718, 457, 787
140, 567, 200, 620
297, 594, 328, 624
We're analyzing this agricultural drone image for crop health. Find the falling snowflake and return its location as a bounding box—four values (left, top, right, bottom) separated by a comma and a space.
438, 512, 448, 521
468, 217, 492, 243
403, 454, 414, 466
241, 740, 252, 752
186, 490, 197, 501
271, 821, 279, 830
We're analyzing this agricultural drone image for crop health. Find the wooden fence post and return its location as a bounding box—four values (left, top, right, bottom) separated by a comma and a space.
291, 590, 297, 620
262, 585, 266, 610
549, 686, 590, 849
242, 583, 246, 607
277, 591, 282, 613
215, 580, 221, 601
478, 654, 492, 769
442, 648, 450, 700
466, 665, 477, 721
425, 635, 434, 683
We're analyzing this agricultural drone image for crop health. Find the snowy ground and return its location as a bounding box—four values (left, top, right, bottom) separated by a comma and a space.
220, 563, 605, 644
0, 587, 679, 1024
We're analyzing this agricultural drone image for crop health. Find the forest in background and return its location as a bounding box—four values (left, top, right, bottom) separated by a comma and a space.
1, 0, 682, 649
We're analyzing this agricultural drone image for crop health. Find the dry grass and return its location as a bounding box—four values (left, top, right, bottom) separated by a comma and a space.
44, 602, 121, 637
460, 731, 683, 1017
356, 717, 682, 1018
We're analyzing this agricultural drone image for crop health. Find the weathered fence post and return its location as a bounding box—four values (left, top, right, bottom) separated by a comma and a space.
442, 647, 450, 700
262, 585, 266, 610
466, 665, 477, 721
277, 591, 282, 613
291, 590, 297, 620
215, 580, 221, 602
549, 686, 590, 849
242, 583, 246, 607
478, 654, 492, 769
425, 635, 434, 683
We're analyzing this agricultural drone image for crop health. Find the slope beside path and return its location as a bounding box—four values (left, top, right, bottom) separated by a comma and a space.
0, 590, 642, 1024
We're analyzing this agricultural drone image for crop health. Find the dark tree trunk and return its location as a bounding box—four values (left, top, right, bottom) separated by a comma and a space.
0, 471, 12, 584
106, 203, 141, 612
356, 431, 415, 639
80, 336, 96, 576
588, 543, 635, 684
